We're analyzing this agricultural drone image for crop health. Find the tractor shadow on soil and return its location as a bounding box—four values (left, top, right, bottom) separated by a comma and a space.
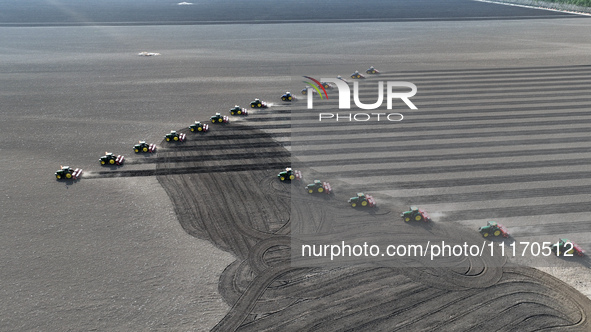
100, 164, 124, 170
57, 178, 80, 187
403, 219, 434, 231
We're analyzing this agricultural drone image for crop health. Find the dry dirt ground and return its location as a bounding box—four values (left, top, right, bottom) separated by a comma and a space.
147, 65, 591, 330
4, 5, 591, 330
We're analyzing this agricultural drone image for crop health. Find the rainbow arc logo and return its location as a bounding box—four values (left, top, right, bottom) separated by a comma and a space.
303, 76, 329, 99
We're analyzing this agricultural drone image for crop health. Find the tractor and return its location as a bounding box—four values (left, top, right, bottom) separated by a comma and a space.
281, 92, 295, 101
210, 113, 229, 123
55, 166, 82, 180
305, 180, 332, 194
351, 71, 365, 79
133, 141, 156, 153
552, 239, 585, 257
250, 98, 268, 108
401, 206, 431, 222
478, 221, 509, 238
100, 152, 125, 166
366, 66, 380, 74
165, 130, 186, 142
277, 167, 302, 181
229, 105, 248, 115
349, 193, 376, 208
189, 121, 209, 132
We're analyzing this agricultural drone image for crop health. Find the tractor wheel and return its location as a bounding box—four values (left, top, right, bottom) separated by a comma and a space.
238, 110, 242, 115
191, 128, 195, 131
143, 147, 148, 152
56, 174, 61, 179
483, 232, 489, 238
251, 104, 255, 108
110, 159, 115, 164
211, 119, 216, 123
174, 136, 179, 141
361, 201, 368, 207
308, 189, 313, 194
166, 138, 170, 141
415, 215, 423, 221
257, 103, 261, 107
65, 173, 72, 179
404, 217, 410, 222
282, 97, 286, 101
231, 111, 235, 115
288, 96, 292, 100
101, 160, 106, 165
198, 127, 202, 131
280, 176, 285, 181
135, 148, 139, 153
566, 249, 574, 255
351, 203, 357, 207
219, 118, 223, 122
318, 187, 324, 193
290, 175, 295, 180
494, 230, 501, 237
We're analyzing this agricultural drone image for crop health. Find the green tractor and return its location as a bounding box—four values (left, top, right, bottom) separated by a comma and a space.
55, 166, 82, 180
401, 206, 431, 222
210, 113, 229, 123
348, 193, 376, 208
250, 98, 268, 108
229, 105, 248, 115
277, 167, 302, 181
552, 239, 585, 257
479, 221, 509, 238
165, 130, 186, 142
305, 180, 332, 194
133, 141, 156, 153
189, 121, 209, 132
100, 152, 125, 166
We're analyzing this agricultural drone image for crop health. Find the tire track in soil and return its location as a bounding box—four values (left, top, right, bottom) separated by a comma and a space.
154, 66, 591, 331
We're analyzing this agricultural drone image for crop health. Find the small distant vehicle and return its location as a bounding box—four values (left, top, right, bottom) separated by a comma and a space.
165, 130, 186, 142
320, 82, 333, 89
301, 87, 317, 95
351, 71, 365, 79
250, 98, 268, 108
366, 66, 380, 74
478, 221, 509, 238
552, 239, 585, 257
210, 113, 229, 123
100, 152, 125, 166
348, 193, 376, 208
137, 51, 160, 56
229, 105, 248, 115
305, 180, 332, 194
281, 92, 295, 102
277, 167, 302, 181
55, 166, 82, 180
401, 206, 431, 222
189, 121, 209, 132
133, 141, 156, 153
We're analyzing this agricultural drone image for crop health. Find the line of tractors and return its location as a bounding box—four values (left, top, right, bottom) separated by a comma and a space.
54, 66, 584, 258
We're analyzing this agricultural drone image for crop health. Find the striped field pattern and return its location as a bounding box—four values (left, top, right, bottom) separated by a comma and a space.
252, 65, 591, 254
